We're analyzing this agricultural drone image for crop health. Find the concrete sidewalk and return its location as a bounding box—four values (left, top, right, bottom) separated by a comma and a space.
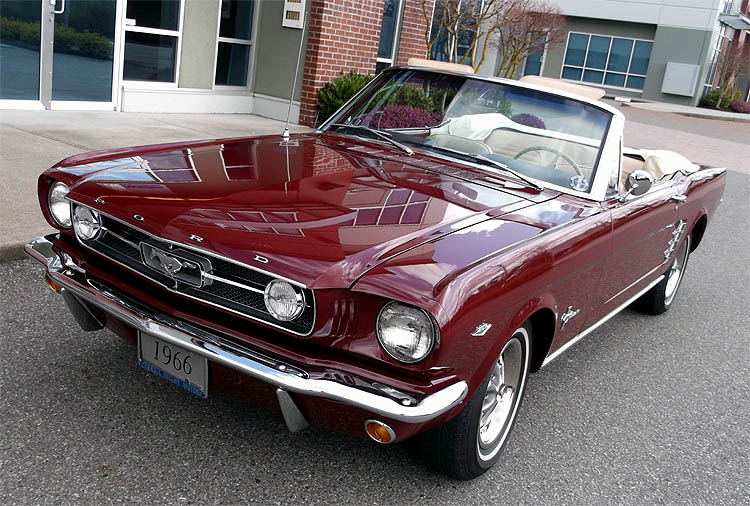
622, 100, 750, 123
0, 111, 310, 261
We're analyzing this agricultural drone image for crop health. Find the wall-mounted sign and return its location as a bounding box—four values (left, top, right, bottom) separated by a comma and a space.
282, 0, 305, 29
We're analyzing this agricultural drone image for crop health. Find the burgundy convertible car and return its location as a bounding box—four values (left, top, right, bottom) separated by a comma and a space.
26, 66, 725, 479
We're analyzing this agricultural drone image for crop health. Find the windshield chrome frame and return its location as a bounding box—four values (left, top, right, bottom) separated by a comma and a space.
318, 66, 623, 202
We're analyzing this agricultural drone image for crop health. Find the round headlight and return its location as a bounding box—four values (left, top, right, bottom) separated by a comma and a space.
48, 181, 71, 228
73, 206, 102, 241
376, 301, 438, 364
264, 280, 305, 321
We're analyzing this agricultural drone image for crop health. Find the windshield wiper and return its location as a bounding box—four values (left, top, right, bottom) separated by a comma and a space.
424, 144, 543, 191
330, 123, 414, 156
470, 153, 544, 192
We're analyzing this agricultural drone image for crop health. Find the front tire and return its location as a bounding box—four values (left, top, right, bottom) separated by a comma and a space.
635, 234, 691, 315
419, 322, 531, 480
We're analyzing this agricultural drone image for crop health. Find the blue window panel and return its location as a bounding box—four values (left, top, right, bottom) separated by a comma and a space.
626, 75, 646, 90
562, 66, 583, 80
583, 69, 604, 84
608, 38, 633, 72
586, 35, 610, 69
564, 33, 589, 66
378, 0, 398, 59
524, 49, 543, 76
630, 40, 653, 75
604, 72, 626, 87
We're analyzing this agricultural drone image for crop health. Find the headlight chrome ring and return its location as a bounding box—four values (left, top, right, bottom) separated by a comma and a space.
376, 301, 438, 364
48, 181, 72, 228
264, 279, 306, 321
73, 205, 102, 241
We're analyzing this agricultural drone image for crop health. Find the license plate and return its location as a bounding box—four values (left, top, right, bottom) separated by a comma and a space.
138, 331, 208, 399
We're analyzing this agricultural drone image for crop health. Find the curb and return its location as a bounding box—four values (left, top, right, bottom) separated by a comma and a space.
673, 111, 750, 123
0, 242, 28, 263
621, 102, 750, 123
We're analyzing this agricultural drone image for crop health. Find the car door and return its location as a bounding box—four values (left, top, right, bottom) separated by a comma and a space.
587, 180, 681, 326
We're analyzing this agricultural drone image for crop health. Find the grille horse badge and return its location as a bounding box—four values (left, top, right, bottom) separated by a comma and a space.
150, 249, 184, 276
140, 243, 208, 288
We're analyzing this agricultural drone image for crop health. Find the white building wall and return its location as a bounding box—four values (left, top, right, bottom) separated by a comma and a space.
543, 0, 725, 30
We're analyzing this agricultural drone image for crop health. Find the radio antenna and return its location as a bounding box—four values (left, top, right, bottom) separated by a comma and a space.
282, 20, 307, 141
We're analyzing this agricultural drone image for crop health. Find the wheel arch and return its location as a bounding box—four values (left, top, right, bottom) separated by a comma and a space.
527, 307, 556, 373
689, 213, 708, 253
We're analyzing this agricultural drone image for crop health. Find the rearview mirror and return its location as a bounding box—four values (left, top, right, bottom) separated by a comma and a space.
622, 170, 654, 200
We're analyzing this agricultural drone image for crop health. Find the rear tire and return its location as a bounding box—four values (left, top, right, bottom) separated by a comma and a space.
419, 322, 531, 480
635, 234, 691, 315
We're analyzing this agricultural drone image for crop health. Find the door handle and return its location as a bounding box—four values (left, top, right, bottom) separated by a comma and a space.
671, 194, 687, 203
52, 0, 65, 14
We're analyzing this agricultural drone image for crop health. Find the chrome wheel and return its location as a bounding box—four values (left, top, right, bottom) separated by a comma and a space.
477, 327, 529, 461
664, 235, 690, 306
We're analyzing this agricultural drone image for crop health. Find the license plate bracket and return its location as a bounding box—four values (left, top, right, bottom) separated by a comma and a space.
138, 331, 208, 399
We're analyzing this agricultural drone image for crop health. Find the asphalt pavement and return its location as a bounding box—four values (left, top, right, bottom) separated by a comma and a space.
1, 174, 748, 505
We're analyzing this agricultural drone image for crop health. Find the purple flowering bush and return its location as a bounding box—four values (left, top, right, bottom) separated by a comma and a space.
361, 105, 444, 129
729, 100, 750, 114
511, 113, 546, 130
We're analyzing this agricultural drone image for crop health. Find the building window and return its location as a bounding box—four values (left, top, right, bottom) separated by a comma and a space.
123, 0, 182, 82
561, 32, 653, 91
429, 0, 477, 63
704, 19, 732, 93
523, 32, 548, 76
376, 0, 403, 74
215, 0, 255, 86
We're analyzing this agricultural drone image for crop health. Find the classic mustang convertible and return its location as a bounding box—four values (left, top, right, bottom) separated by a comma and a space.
26, 66, 725, 479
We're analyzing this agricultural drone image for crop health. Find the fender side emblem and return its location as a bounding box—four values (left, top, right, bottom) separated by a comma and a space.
560, 306, 580, 329
471, 322, 492, 337
253, 254, 269, 264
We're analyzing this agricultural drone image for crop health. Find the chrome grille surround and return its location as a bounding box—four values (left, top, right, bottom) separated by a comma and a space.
70, 203, 315, 336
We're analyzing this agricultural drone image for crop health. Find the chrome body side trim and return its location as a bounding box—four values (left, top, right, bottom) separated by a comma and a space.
542, 274, 665, 367
25, 235, 468, 424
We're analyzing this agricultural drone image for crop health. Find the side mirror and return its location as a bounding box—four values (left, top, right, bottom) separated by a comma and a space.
621, 169, 654, 201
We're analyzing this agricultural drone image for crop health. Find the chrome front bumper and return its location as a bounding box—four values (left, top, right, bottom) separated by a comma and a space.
25, 235, 468, 428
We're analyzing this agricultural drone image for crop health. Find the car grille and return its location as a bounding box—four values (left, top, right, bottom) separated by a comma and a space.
75, 206, 315, 335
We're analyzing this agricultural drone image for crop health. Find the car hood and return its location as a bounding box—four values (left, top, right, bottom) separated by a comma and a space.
56, 133, 555, 288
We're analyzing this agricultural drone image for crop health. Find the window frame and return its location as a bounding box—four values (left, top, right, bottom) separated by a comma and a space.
522, 31, 549, 77
376, 0, 405, 72
559, 31, 654, 92
213, 0, 259, 89
121, 0, 186, 87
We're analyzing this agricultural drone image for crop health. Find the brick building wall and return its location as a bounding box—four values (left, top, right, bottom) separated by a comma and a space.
396, 0, 434, 66
298, 0, 435, 126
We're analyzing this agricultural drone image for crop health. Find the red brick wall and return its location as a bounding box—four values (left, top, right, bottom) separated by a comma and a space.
299, 0, 386, 126
395, 0, 433, 65
297, 0, 435, 127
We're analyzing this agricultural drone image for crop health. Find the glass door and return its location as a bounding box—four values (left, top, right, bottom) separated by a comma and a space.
51, 0, 117, 103
0, 0, 118, 108
0, 1, 43, 101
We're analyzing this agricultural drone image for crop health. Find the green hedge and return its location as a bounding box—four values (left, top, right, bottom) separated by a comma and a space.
317, 71, 374, 124
700, 87, 741, 108
0, 17, 112, 60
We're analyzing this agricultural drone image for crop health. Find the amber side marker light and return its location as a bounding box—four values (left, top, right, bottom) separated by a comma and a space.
45, 275, 61, 293
364, 420, 396, 444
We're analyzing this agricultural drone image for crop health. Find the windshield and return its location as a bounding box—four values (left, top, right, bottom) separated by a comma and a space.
323, 69, 613, 193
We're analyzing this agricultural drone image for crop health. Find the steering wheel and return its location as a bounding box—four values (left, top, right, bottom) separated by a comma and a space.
513, 146, 583, 176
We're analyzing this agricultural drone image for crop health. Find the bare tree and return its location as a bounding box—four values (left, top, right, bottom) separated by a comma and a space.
715, 42, 750, 108
421, 0, 565, 76
492, 0, 566, 78
421, 0, 506, 72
